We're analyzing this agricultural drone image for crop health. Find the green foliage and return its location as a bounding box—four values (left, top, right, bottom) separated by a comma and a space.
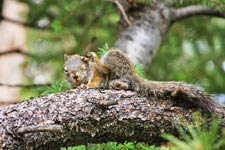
136, 0, 153, 5
51, 20, 63, 32
118, 142, 135, 149
42, 81, 69, 95
103, 142, 118, 150
162, 117, 225, 150
20, 0, 118, 53
133, 64, 146, 78
67, 145, 85, 150
65, 142, 156, 150
98, 43, 110, 57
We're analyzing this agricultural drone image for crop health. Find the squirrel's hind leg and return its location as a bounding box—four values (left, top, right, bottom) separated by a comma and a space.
109, 78, 130, 90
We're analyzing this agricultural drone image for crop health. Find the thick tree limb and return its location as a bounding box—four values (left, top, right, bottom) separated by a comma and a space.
114, 3, 171, 70
172, 5, 225, 22
0, 89, 224, 149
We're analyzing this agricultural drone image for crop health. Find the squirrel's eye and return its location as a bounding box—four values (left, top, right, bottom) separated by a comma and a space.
64, 67, 68, 73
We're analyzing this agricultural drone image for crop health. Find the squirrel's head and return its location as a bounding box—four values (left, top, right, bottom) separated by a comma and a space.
64, 54, 91, 87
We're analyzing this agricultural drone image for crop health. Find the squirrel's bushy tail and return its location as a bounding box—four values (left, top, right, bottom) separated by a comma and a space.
133, 77, 224, 113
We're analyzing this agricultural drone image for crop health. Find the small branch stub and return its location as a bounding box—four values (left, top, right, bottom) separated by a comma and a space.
17, 125, 63, 135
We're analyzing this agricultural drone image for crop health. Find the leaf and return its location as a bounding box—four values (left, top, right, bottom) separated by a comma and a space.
98, 43, 110, 57
133, 64, 146, 78
124, 142, 135, 149
42, 81, 69, 94
51, 20, 63, 32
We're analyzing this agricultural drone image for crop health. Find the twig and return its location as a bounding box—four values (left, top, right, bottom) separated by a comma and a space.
0, 83, 51, 88
106, 0, 132, 25
0, 49, 34, 57
83, 37, 97, 55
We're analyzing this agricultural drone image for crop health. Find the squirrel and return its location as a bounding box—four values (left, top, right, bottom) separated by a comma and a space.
64, 54, 108, 88
64, 49, 224, 113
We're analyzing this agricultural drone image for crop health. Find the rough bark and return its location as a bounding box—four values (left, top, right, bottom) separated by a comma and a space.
114, 1, 225, 70
1, 89, 223, 149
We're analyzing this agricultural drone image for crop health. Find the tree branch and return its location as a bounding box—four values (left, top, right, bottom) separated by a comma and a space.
0, 14, 50, 30
0, 83, 51, 88
106, 0, 131, 25
0, 49, 34, 57
0, 89, 224, 149
172, 5, 225, 22
83, 36, 97, 55
0, 0, 3, 21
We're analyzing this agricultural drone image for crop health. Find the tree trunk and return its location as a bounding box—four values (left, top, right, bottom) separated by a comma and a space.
114, 1, 225, 70
115, 2, 170, 70
1, 89, 223, 149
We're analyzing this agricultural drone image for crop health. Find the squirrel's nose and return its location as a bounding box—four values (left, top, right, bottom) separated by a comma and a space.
71, 72, 80, 83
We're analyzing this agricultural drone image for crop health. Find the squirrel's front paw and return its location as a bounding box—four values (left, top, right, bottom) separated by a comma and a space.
86, 52, 97, 59
78, 84, 88, 89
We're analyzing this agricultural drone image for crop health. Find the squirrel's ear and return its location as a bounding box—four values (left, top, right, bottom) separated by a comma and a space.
64, 54, 70, 61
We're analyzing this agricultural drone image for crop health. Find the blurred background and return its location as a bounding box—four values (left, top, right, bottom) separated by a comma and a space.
0, 0, 224, 108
